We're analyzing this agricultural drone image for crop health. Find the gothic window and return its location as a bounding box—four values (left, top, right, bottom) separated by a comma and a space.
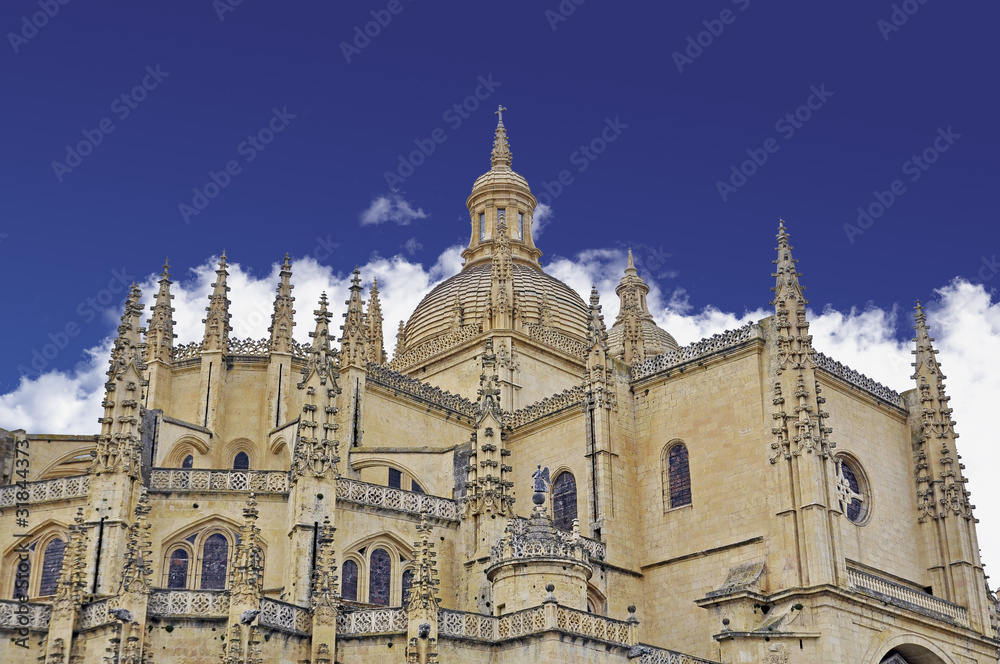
388, 467, 402, 489
479, 213, 486, 241
662, 442, 691, 510
369, 548, 391, 606
233, 452, 249, 470
401, 568, 414, 605
167, 549, 190, 589
12, 557, 29, 599
518, 212, 524, 240
552, 471, 577, 531
836, 455, 869, 524
38, 539, 66, 596
182, 455, 194, 469
200, 534, 229, 589
341, 559, 359, 602
411, 481, 424, 494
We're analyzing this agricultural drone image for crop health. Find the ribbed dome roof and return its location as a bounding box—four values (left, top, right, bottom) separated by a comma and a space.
607, 320, 679, 357
402, 262, 590, 350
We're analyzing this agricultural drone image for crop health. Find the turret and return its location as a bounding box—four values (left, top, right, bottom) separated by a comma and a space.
608, 249, 677, 363
145, 260, 174, 410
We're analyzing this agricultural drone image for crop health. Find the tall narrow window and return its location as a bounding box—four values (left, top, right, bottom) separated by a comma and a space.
401, 568, 414, 606
479, 213, 486, 241
200, 534, 229, 590
518, 212, 524, 240
233, 452, 249, 470
341, 560, 359, 602
38, 539, 66, 597
182, 455, 194, 469
167, 549, 189, 589
552, 472, 578, 531
663, 443, 691, 510
369, 548, 391, 606
388, 468, 402, 489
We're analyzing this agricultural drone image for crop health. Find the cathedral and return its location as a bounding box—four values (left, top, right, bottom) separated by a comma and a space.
1, 111, 999, 664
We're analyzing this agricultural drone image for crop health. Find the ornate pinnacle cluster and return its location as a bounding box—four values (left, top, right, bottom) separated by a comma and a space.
465, 339, 514, 517
268, 254, 296, 354
92, 284, 147, 478
229, 493, 264, 607
340, 267, 368, 368
52, 508, 88, 621
366, 279, 386, 364
587, 286, 608, 350
491, 104, 512, 169
911, 302, 973, 520
146, 260, 175, 364
407, 515, 441, 614
614, 249, 652, 364
488, 220, 515, 327
768, 221, 834, 463
394, 320, 407, 358
475, 338, 503, 426
203, 253, 232, 354
120, 489, 153, 596
294, 294, 341, 480
310, 516, 339, 626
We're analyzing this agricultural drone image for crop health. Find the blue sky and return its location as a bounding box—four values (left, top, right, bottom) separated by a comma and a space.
2, 2, 1000, 565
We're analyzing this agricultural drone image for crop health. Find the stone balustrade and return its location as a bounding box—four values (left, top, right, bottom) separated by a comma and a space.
501, 516, 606, 561
259, 598, 311, 635
337, 607, 407, 635
147, 589, 230, 618
336, 478, 460, 522
813, 352, 903, 407
638, 645, 720, 664
0, 474, 90, 507
847, 566, 969, 626
555, 605, 631, 644
496, 606, 546, 640
437, 609, 497, 641
78, 598, 114, 630
631, 323, 763, 382
148, 469, 289, 493
0, 600, 51, 631
366, 363, 477, 419
171, 338, 311, 362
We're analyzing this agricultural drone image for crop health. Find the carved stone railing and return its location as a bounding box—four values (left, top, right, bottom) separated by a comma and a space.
525, 324, 587, 359
496, 606, 545, 640
638, 645, 721, 664
148, 469, 289, 493
502, 516, 606, 561
437, 609, 497, 641
171, 338, 311, 362
503, 385, 587, 429
556, 605, 631, 644
387, 324, 482, 372
0, 600, 51, 631
631, 323, 763, 381
0, 474, 90, 508
336, 478, 460, 522
847, 566, 968, 626
336, 607, 407, 635
172, 340, 203, 361
260, 598, 312, 635
77, 598, 114, 630
366, 363, 477, 419
813, 352, 903, 407
148, 589, 230, 618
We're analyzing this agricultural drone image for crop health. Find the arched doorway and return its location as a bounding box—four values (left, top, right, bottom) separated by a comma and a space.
880, 645, 948, 664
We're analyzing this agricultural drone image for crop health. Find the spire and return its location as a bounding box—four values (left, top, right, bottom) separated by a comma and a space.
120, 488, 153, 596
626, 247, 636, 273
475, 338, 503, 426
488, 220, 515, 329
310, 516, 339, 625
229, 493, 264, 607
613, 249, 651, 364
340, 267, 368, 368
491, 104, 511, 169
92, 284, 147, 478
407, 515, 441, 614
203, 252, 231, 354
587, 286, 608, 351
146, 260, 175, 364
394, 320, 407, 358
770, 220, 813, 370
293, 294, 341, 480
465, 339, 514, 518
911, 301, 972, 520
366, 278, 386, 364
268, 253, 295, 354
51, 508, 88, 621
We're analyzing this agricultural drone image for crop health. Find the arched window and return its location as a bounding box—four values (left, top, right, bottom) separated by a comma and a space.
233, 452, 249, 470
38, 539, 66, 596
200, 534, 229, 589
401, 568, 414, 606
552, 472, 577, 531
12, 557, 30, 599
479, 213, 486, 241
181, 455, 194, 469
836, 455, 870, 524
662, 442, 691, 510
369, 548, 391, 606
167, 549, 189, 589
341, 560, 359, 602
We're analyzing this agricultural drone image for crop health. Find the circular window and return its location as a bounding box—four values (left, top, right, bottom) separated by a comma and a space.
835, 455, 870, 524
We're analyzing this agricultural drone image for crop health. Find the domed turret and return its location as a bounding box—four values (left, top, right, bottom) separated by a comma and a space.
608, 249, 678, 363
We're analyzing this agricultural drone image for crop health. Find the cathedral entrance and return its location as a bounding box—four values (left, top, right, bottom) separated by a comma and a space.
880, 645, 948, 664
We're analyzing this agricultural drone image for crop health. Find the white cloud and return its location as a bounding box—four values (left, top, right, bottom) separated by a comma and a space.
403, 237, 423, 255
359, 194, 428, 226
533, 203, 553, 238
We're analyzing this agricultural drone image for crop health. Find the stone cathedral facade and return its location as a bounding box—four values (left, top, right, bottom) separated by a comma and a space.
1, 114, 999, 664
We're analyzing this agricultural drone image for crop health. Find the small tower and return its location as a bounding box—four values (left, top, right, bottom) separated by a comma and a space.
199, 253, 231, 430
608, 249, 677, 363
266, 254, 296, 434
366, 278, 386, 365
145, 260, 175, 410
338, 268, 368, 448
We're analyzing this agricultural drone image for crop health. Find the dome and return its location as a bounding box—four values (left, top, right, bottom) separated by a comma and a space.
607, 320, 679, 357
402, 262, 590, 350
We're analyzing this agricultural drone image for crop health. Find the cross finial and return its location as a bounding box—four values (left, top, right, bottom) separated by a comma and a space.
495, 104, 507, 125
